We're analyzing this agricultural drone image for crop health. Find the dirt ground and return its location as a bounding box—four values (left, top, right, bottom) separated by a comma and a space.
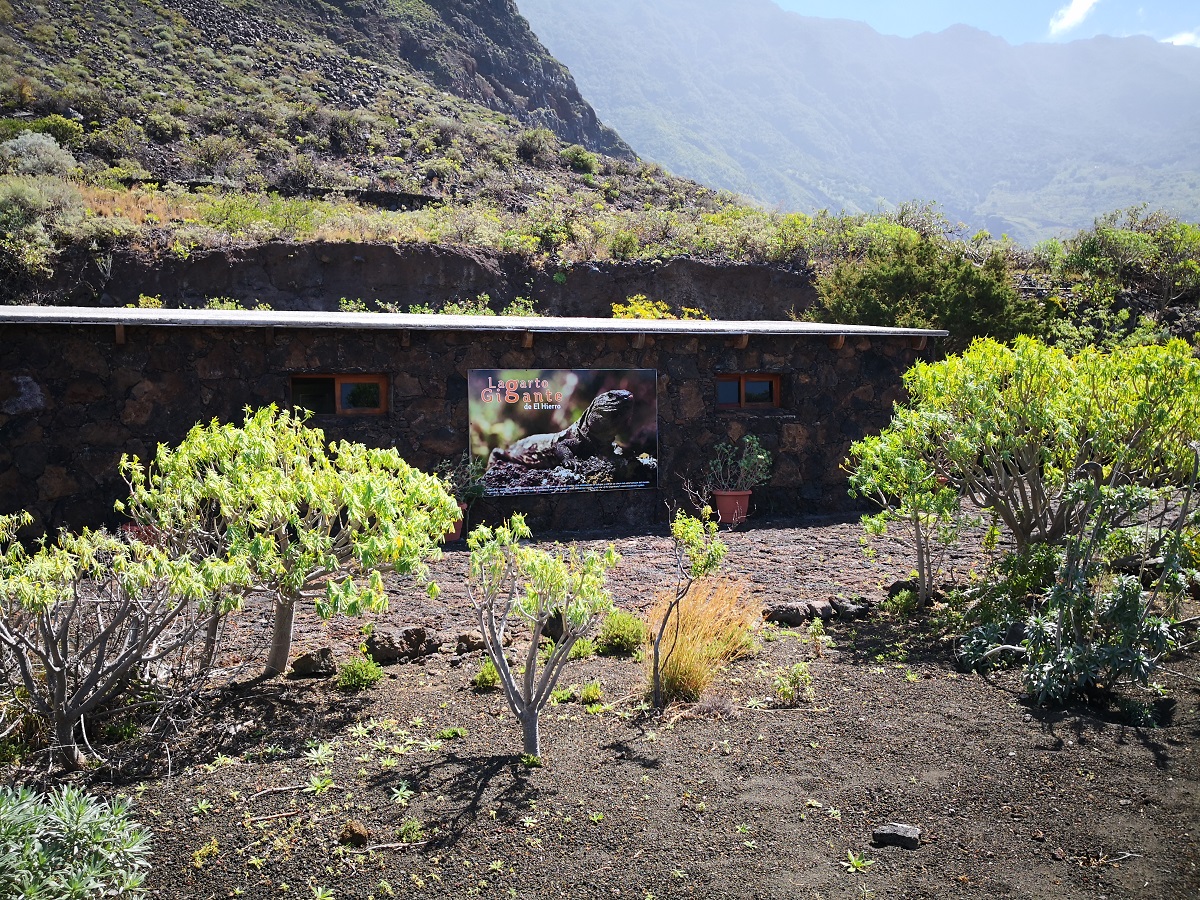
41, 516, 1200, 899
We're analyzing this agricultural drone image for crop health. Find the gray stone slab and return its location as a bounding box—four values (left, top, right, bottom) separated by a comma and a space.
0, 305, 948, 337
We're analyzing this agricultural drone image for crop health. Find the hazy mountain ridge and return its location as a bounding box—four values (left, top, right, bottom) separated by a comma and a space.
518, 0, 1200, 243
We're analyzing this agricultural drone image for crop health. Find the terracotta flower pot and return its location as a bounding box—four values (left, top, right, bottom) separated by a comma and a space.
445, 503, 468, 542
712, 489, 752, 525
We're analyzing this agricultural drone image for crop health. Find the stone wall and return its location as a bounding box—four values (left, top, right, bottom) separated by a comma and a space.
0, 321, 925, 535
55, 242, 817, 321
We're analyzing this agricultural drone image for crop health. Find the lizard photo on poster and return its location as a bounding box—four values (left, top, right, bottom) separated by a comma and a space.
468, 369, 658, 496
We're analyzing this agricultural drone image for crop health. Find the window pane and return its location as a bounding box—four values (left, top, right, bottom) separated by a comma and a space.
744, 379, 775, 405
716, 380, 740, 406
292, 378, 336, 414
342, 381, 382, 410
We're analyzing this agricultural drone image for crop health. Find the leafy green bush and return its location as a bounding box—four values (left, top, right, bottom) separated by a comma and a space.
0, 785, 152, 899
597, 608, 645, 655
961, 473, 1196, 704
773, 662, 814, 704
560, 144, 599, 174
516, 128, 557, 165
85, 117, 145, 162
568, 636, 596, 659
812, 228, 1031, 351
471, 657, 500, 691
0, 174, 83, 288
1, 132, 76, 176
579, 680, 602, 704
964, 543, 1062, 627
852, 337, 1200, 555
337, 654, 384, 691
145, 113, 185, 143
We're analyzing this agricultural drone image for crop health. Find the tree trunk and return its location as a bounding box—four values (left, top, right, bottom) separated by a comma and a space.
521, 712, 540, 757
54, 713, 85, 771
200, 611, 221, 673
263, 594, 297, 677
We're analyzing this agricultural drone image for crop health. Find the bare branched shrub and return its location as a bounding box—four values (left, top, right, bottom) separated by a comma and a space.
0, 515, 234, 769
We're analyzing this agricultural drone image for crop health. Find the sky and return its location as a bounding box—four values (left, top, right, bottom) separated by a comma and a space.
773, 1, 1200, 47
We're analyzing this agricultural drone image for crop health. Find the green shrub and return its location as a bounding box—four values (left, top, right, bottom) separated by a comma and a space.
337, 654, 384, 691
516, 127, 557, 165
560, 144, 599, 174
579, 680, 602, 705
471, 657, 500, 691
0, 785, 152, 899
145, 113, 185, 143
0, 115, 82, 146
568, 636, 596, 659
597, 609, 645, 655
881, 588, 918, 620
86, 117, 146, 162
773, 662, 814, 705
183, 134, 246, 178
965, 544, 1062, 627
0, 175, 83, 290
813, 229, 1030, 351
0, 132, 76, 177
849, 337, 1200, 605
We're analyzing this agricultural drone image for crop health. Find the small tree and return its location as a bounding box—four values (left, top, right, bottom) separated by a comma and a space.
853, 337, 1200, 553
0, 516, 238, 769
466, 516, 618, 757
120, 407, 458, 677
847, 425, 966, 606
650, 511, 727, 709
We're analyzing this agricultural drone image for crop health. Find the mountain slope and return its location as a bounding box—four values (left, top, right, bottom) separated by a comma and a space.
518, 0, 1200, 243
0, 0, 631, 194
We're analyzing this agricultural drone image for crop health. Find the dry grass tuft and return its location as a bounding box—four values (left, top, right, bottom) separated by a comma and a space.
645, 578, 759, 704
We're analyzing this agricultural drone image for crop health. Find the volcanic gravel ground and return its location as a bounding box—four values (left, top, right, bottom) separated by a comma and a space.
47, 516, 1200, 899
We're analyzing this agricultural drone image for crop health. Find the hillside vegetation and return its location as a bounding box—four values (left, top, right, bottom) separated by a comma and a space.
0, 0, 1197, 351
519, 0, 1200, 245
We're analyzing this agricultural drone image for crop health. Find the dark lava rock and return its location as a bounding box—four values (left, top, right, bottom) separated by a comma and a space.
338, 819, 370, 847
873, 822, 921, 850
887, 579, 921, 598
542, 610, 566, 641
764, 602, 812, 627
831, 596, 868, 618
290, 647, 335, 678
367, 625, 434, 663
808, 599, 834, 620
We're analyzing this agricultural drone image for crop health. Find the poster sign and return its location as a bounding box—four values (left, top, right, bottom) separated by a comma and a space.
469, 369, 658, 496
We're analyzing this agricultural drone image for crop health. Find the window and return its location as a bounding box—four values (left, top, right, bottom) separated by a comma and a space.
717, 374, 781, 409
291, 375, 388, 415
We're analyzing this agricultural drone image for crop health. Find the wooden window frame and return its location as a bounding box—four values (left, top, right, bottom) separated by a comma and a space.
717, 373, 781, 410
291, 374, 389, 416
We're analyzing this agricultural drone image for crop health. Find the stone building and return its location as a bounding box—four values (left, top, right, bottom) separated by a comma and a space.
0, 306, 944, 533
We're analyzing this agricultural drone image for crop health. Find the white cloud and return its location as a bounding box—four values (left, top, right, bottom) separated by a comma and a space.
1049, 0, 1101, 37
1164, 30, 1200, 47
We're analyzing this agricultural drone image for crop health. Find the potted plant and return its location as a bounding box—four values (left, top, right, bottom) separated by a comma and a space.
705, 435, 773, 525
436, 451, 487, 541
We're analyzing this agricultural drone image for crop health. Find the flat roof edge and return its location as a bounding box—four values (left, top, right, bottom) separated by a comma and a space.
0, 306, 949, 338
